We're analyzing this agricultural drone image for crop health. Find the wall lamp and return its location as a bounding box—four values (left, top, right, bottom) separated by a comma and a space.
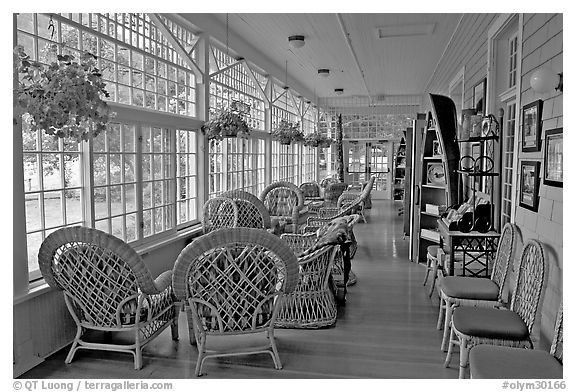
530, 66, 563, 93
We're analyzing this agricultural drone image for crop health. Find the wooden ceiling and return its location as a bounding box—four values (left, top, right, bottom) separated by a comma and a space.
181, 13, 462, 103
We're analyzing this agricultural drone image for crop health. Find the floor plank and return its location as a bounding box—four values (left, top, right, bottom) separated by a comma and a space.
20, 200, 459, 379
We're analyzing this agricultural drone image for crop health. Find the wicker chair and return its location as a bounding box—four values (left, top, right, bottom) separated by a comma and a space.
444, 239, 547, 378
37, 227, 179, 370
220, 189, 271, 229
260, 181, 305, 233
172, 228, 299, 376
202, 196, 239, 233
299, 181, 324, 202
469, 303, 562, 379
438, 223, 521, 351
276, 233, 338, 328
322, 182, 349, 207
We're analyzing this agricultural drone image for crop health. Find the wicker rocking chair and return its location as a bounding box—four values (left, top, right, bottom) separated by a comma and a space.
299, 181, 324, 202
220, 189, 271, 229
276, 233, 338, 328
444, 239, 547, 378
38, 227, 180, 370
172, 228, 299, 376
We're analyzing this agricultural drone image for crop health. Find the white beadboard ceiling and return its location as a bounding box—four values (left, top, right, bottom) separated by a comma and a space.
181, 13, 461, 102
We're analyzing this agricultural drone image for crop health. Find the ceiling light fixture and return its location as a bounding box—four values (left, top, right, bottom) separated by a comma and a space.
288, 35, 305, 48
318, 68, 330, 78
335, 88, 344, 96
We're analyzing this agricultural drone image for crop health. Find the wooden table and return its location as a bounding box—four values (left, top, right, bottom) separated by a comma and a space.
437, 219, 500, 277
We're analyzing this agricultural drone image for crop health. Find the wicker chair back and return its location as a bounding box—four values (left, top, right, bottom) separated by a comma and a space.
510, 239, 547, 334
202, 197, 239, 233
220, 189, 271, 229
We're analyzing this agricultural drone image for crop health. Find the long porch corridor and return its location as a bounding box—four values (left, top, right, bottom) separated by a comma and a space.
22, 200, 459, 379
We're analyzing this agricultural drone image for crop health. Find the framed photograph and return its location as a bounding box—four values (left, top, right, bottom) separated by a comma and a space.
543, 128, 563, 187
521, 100, 543, 152
426, 162, 445, 186
432, 140, 442, 157
519, 161, 540, 212
473, 78, 486, 115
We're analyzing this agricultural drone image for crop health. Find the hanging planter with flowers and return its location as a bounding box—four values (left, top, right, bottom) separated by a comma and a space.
271, 119, 304, 145
13, 45, 113, 142
202, 101, 251, 141
304, 131, 333, 149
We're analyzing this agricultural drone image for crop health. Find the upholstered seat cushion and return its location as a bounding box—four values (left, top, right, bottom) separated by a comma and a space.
452, 307, 529, 340
442, 276, 499, 301
470, 345, 562, 379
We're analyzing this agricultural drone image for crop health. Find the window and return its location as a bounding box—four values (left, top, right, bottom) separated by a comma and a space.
22, 123, 84, 279
508, 34, 519, 89
17, 13, 201, 279
501, 102, 516, 227
92, 123, 139, 242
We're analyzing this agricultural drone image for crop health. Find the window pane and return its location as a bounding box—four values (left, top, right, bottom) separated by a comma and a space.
65, 189, 82, 224
94, 187, 108, 219
25, 193, 42, 232
44, 191, 63, 228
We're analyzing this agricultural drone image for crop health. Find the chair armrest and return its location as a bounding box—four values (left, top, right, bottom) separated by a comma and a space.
151, 270, 173, 294
318, 207, 340, 218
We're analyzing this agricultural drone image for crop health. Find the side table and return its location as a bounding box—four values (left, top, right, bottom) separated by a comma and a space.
437, 219, 500, 277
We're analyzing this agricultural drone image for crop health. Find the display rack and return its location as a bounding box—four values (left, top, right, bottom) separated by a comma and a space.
393, 137, 407, 202
412, 94, 460, 264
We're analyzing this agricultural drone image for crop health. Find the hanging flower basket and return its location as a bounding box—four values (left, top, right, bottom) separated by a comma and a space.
13, 45, 113, 142
271, 119, 304, 145
304, 131, 333, 148
202, 101, 251, 141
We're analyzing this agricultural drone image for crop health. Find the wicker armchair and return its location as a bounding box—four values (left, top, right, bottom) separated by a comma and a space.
220, 189, 271, 229
276, 233, 338, 328
172, 228, 299, 376
38, 227, 179, 370
260, 181, 305, 233
438, 223, 521, 351
202, 196, 239, 233
469, 303, 562, 379
322, 182, 349, 207
299, 181, 323, 202
444, 239, 547, 378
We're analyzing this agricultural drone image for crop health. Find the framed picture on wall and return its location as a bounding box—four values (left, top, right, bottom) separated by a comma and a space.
543, 128, 563, 187
472, 78, 486, 115
521, 100, 543, 152
519, 160, 540, 212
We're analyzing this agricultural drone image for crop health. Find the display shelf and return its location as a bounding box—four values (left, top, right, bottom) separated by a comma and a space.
456, 170, 500, 177
412, 94, 460, 265
455, 135, 499, 143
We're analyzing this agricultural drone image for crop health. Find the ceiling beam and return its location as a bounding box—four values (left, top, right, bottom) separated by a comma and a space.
336, 14, 372, 103
178, 13, 315, 101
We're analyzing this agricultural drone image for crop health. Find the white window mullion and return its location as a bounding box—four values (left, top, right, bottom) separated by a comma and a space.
135, 124, 144, 240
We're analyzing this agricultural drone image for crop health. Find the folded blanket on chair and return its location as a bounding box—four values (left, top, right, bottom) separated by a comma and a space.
300, 215, 359, 256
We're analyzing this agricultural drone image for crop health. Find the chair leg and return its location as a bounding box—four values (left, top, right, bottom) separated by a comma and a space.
65, 326, 82, 364
444, 324, 457, 367
422, 257, 431, 286
268, 330, 282, 370
436, 297, 445, 331
458, 337, 470, 379
428, 260, 439, 297
194, 335, 206, 377
441, 303, 455, 352
134, 335, 142, 370
171, 306, 179, 340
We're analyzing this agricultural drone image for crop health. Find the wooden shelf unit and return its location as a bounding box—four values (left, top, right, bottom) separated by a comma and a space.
411, 94, 460, 264
393, 137, 407, 202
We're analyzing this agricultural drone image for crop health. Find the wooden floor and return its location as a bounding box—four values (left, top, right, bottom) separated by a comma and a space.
21, 200, 460, 379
